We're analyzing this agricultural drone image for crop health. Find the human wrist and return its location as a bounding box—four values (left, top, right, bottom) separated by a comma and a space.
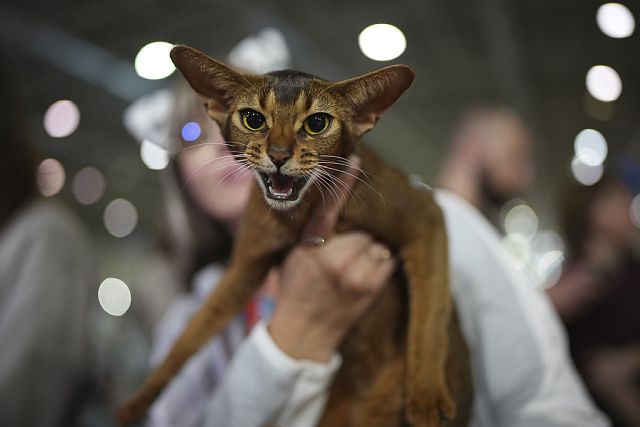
268, 309, 341, 363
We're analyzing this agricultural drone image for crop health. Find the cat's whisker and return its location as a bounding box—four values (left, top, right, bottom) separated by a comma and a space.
317, 156, 375, 184
317, 155, 371, 177
181, 157, 222, 190
315, 167, 366, 210
314, 169, 358, 211
308, 172, 328, 212
317, 164, 385, 205
209, 165, 252, 197
316, 171, 364, 209
178, 141, 230, 152
182, 157, 246, 190
311, 172, 342, 210
202, 159, 248, 181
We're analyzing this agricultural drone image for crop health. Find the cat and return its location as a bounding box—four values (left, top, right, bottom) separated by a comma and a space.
117, 45, 473, 427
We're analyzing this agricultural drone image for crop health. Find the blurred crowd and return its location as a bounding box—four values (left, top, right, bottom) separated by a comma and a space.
1, 27, 639, 427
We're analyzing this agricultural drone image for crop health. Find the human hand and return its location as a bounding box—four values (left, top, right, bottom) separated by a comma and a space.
267, 156, 397, 362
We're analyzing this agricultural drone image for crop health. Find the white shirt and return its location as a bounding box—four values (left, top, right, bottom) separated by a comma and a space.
149, 189, 609, 427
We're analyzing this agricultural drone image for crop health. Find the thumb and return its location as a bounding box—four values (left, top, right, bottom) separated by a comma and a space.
301, 155, 361, 243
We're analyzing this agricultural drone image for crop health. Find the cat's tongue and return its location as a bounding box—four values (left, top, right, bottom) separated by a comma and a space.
269, 173, 294, 198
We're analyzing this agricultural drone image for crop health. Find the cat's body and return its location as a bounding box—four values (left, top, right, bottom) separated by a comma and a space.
117, 45, 472, 426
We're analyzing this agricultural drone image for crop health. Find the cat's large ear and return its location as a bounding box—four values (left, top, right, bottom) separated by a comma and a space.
335, 65, 415, 137
170, 45, 246, 123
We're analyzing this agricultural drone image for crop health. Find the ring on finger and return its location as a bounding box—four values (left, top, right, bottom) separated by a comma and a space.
368, 245, 392, 261
303, 234, 327, 247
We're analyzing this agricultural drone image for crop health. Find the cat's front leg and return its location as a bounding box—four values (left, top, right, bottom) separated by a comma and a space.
402, 220, 456, 426
117, 193, 298, 425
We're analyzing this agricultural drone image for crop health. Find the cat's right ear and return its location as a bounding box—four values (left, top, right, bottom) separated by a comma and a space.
170, 45, 245, 123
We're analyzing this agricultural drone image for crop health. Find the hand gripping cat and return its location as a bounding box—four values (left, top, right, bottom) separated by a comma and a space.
117, 45, 473, 427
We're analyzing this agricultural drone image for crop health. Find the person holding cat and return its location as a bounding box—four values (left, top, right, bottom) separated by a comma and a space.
135, 69, 607, 425
140, 82, 397, 427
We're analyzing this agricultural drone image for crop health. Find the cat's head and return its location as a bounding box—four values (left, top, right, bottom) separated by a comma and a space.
170, 45, 414, 211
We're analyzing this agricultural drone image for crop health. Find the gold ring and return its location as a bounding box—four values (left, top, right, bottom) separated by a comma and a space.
370, 246, 392, 261
378, 248, 392, 260
304, 234, 326, 247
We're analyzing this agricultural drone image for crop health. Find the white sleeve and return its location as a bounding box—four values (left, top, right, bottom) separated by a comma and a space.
435, 190, 610, 427
204, 321, 341, 427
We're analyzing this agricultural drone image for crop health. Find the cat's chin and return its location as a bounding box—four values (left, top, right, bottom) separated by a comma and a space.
255, 171, 310, 211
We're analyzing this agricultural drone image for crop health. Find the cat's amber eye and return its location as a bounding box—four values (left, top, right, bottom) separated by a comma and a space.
241, 109, 266, 131
304, 113, 331, 135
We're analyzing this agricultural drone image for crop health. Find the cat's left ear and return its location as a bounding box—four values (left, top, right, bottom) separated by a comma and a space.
170, 45, 246, 124
336, 65, 415, 137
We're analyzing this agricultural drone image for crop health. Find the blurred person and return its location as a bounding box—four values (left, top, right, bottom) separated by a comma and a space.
128, 79, 609, 427
0, 57, 97, 425
438, 106, 535, 225
548, 175, 640, 427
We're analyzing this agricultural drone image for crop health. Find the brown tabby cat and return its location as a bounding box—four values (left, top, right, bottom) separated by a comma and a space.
117, 45, 472, 427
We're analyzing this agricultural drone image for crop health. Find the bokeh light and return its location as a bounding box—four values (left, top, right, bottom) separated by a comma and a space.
586, 65, 622, 102
134, 41, 176, 80
358, 24, 407, 61
43, 100, 80, 138
181, 121, 202, 142
103, 198, 138, 238
532, 230, 565, 254
72, 166, 106, 205
140, 139, 169, 170
227, 27, 291, 73
535, 250, 564, 289
571, 156, 604, 186
597, 3, 635, 39
574, 129, 608, 166
98, 277, 132, 316
631, 194, 640, 229
501, 233, 531, 269
504, 203, 539, 241
36, 158, 66, 197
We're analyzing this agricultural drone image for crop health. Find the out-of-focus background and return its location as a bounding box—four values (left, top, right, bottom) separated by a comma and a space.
0, 0, 639, 425
2, 0, 639, 285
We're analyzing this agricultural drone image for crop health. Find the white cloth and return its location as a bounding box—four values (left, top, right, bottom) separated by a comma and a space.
149, 265, 341, 427
149, 190, 609, 427
435, 189, 608, 427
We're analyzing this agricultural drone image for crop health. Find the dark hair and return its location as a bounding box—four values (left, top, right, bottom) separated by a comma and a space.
559, 173, 621, 260
0, 54, 38, 229
159, 82, 234, 288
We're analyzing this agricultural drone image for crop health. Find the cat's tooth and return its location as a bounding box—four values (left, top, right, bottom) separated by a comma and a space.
269, 185, 293, 199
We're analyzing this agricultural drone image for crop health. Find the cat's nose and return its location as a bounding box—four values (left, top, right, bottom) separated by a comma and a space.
268, 145, 292, 168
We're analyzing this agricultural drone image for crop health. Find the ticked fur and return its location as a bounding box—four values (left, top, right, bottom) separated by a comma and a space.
117, 45, 472, 427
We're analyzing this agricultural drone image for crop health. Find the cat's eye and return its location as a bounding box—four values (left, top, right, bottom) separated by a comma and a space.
304, 113, 331, 135
241, 109, 266, 131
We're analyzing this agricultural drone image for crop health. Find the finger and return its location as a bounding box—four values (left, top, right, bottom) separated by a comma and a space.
340, 243, 394, 293
365, 255, 397, 291
302, 155, 361, 243
316, 232, 373, 278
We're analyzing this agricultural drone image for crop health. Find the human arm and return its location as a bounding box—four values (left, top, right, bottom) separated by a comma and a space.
150, 158, 396, 427
435, 190, 610, 427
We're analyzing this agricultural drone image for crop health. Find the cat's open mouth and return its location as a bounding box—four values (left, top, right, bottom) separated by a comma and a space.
259, 172, 309, 201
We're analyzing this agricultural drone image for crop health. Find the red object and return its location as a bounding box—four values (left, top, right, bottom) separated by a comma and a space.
245, 297, 260, 332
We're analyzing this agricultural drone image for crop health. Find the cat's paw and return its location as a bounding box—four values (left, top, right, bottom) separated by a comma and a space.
406, 384, 456, 426
115, 397, 149, 426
